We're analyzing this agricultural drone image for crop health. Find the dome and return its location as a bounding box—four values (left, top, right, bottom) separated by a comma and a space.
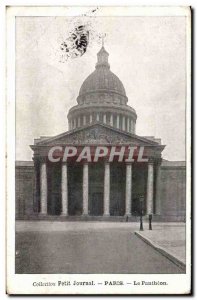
67, 45, 137, 135
78, 46, 126, 97
79, 68, 126, 97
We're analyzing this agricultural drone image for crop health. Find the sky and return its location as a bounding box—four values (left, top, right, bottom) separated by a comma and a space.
16, 14, 186, 161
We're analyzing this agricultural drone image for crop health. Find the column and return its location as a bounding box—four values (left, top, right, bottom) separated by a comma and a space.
40, 161, 47, 214
146, 161, 154, 215
130, 120, 133, 133
104, 162, 110, 216
78, 117, 80, 127
110, 114, 113, 126
90, 114, 93, 123
83, 115, 86, 126
155, 162, 161, 215
117, 114, 120, 129
125, 163, 132, 216
33, 158, 40, 213
127, 117, 130, 132
61, 162, 68, 216
83, 163, 89, 215
96, 113, 99, 121
122, 116, 125, 131
103, 114, 107, 124
74, 118, 76, 128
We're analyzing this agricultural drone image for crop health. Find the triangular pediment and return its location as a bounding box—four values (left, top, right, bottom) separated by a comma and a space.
35, 123, 162, 147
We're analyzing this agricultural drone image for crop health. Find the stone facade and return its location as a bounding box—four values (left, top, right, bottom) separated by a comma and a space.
15, 160, 186, 221
15, 161, 34, 219
158, 161, 186, 221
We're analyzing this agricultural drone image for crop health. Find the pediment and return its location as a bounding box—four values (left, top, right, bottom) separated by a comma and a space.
35, 124, 161, 147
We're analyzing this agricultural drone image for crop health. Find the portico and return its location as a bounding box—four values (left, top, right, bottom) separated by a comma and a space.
32, 124, 164, 219
36, 160, 158, 218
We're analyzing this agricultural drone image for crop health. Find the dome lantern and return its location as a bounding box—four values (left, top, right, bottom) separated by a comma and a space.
96, 46, 110, 69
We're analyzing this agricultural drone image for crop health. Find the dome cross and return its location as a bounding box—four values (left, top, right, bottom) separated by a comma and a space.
101, 33, 106, 47
96, 34, 109, 69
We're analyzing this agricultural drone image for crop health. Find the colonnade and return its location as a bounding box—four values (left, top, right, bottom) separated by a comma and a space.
68, 113, 136, 133
39, 160, 157, 217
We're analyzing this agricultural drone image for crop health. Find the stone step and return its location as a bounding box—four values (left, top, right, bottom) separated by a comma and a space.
16, 214, 185, 222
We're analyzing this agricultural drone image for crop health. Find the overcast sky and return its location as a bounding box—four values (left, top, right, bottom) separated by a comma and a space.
16, 15, 186, 161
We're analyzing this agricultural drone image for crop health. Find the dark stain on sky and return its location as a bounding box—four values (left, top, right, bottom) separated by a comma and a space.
60, 7, 99, 61
60, 25, 89, 59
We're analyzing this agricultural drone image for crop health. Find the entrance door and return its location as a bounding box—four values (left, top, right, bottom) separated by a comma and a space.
91, 192, 103, 216
47, 162, 61, 215
110, 163, 126, 216
89, 163, 104, 216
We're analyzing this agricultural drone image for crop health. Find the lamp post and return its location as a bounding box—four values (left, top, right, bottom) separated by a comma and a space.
139, 195, 144, 231
149, 214, 152, 230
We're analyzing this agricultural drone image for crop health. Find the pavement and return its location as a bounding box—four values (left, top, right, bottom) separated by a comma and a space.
15, 221, 185, 274
134, 223, 186, 271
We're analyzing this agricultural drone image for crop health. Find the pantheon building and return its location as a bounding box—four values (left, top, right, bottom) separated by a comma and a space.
16, 45, 186, 221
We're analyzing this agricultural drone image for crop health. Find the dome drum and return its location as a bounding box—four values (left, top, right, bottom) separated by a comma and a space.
68, 106, 136, 134
68, 104, 137, 118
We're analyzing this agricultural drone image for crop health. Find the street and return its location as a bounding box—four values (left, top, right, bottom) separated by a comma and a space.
15, 222, 184, 274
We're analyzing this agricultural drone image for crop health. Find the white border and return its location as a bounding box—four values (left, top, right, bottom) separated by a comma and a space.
5, 5, 191, 295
